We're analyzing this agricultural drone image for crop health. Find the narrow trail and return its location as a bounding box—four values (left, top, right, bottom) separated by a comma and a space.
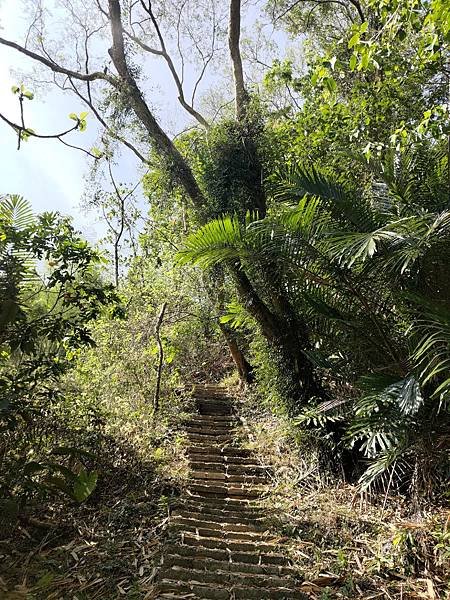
155, 384, 306, 599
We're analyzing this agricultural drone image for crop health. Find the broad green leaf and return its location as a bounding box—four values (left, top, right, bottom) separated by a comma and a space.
73, 469, 98, 502
348, 33, 360, 49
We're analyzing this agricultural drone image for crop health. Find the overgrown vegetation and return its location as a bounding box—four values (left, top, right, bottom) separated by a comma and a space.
241, 393, 450, 598
0, 0, 449, 597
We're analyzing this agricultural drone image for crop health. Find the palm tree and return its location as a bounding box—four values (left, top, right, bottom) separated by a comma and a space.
178, 144, 450, 494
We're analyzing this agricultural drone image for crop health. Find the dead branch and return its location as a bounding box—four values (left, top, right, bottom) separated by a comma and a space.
153, 301, 168, 412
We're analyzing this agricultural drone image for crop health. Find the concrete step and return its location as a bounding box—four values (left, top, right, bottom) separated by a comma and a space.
158, 579, 307, 599
185, 414, 237, 422
185, 425, 235, 434
177, 532, 281, 554
185, 420, 236, 428
195, 399, 233, 406
186, 446, 253, 458
189, 462, 267, 475
187, 482, 266, 499
187, 458, 261, 469
174, 504, 265, 521
173, 509, 267, 526
163, 542, 291, 566
222, 447, 253, 457
187, 455, 262, 467
196, 406, 234, 415
190, 471, 267, 484
158, 565, 299, 589
163, 553, 297, 577
180, 496, 263, 513
187, 433, 235, 444
172, 523, 270, 541
172, 515, 267, 533
192, 386, 230, 397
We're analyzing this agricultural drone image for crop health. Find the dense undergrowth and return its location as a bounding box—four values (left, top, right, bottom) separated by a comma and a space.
0, 390, 192, 599
239, 391, 450, 599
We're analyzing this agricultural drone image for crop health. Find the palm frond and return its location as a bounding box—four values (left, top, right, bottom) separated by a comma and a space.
274, 164, 378, 231
219, 300, 255, 330
409, 295, 450, 407
177, 214, 243, 268
326, 227, 401, 267
358, 445, 410, 492
0, 195, 34, 230
0, 196, 38, 289
349, 374, 423, 459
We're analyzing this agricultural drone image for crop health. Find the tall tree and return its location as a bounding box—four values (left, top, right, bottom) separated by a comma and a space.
0, 0, 325, 402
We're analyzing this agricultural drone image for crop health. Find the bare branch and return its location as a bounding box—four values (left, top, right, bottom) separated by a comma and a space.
0, 36, 116, 84
125, 1, 209, 127
123, 31, 164, 56
67, 77, 150, 164
190, 11, 218, 106
0, 110, 99, 159
57, 137, 102, 159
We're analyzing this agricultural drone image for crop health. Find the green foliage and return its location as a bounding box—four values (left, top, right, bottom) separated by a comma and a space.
1, 0, 448, 531
11, 84, 34, 100
69, 111, 88, 131
175, 116, 267, 221
23, 456, 98, 503
177, 213, 243, 268
220, 300, 255, 331
411, 296, 450, 407
180, 142, 450, 494
0, 195, 120, 511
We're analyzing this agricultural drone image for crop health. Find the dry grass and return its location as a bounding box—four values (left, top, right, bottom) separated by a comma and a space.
0, 401, 192, 600
239, 393, 450, 600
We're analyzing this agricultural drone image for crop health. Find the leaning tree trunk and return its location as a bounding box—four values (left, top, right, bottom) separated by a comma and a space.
107, 0, 322, 407
218, 322, 254, 385
231, 265, 326, 412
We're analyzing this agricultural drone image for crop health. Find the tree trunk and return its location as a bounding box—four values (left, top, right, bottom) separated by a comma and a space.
218, 322, 254, 385
107, 0, 205, 210
231, 265, 325, 410
229, 0, 248, 121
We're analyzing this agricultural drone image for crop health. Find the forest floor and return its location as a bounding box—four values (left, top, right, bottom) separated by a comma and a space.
1, 386, 448, 599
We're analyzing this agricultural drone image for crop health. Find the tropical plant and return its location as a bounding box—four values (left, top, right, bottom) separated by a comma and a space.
179, 143, 450, 494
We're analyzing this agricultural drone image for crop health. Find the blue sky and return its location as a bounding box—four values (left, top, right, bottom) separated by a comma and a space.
0, 0, 103, 237
0, 0, 158, 239
0, 0, 287, 241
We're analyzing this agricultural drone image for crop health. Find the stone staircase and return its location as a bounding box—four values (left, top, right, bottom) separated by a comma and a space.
155, 384, 307, 599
